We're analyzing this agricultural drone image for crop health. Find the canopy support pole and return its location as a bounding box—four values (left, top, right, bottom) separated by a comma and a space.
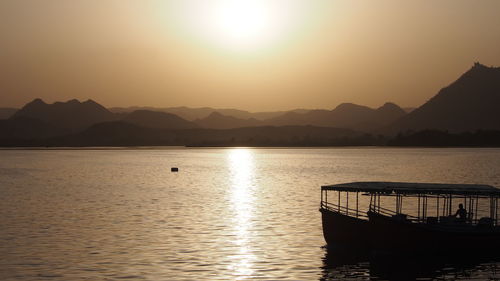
418, 194, 421, 222
448, 195, 452, 216
338, 191, 340, 212
346, 192, 349, 215
356, 192, 359, 218
436, 196, 439, 220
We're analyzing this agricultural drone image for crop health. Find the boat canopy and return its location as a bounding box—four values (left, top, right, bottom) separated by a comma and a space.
321, 181, 500, 196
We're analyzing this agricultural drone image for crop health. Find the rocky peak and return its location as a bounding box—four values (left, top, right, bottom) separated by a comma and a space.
25, 98, 46, 107
377, 102, 404, 112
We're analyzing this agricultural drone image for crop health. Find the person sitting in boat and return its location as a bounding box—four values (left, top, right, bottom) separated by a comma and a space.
454, 203, 467, 222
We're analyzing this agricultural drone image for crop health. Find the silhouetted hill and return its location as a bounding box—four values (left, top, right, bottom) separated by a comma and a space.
186, 126, 360, 146
403, 107, 416, 113
266, 109, 331, 127
39, 122, 362, 147
0, 108, 17, 119
70, 121, 161, 146
267, 102, 406, 131
164, 107, 289, 121
386, 63, 500, 134
12, 98, 117, 131
109, 106, 304, 121
0, 117, 69, 140
121, 110, 199, 129
109, 103, 407, 131
330, 103, 376, 130
375, 102, 408, 126
195, 112, 262, 129
388, 130, 500, 147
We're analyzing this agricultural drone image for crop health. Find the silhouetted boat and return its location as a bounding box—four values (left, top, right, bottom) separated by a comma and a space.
320, 182, 500, 254
321, 244, 500, 281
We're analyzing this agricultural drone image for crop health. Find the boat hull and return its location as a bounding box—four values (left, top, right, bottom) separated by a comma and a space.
320, 208, 369, 249
367, 211, 500, 254
320, 208, 500, 254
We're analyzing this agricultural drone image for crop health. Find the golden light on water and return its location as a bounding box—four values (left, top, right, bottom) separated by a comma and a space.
229, 148, 254, 206
227, 148, 256, 277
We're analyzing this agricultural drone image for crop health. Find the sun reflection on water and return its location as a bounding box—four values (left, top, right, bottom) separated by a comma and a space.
227, 148, 256, 278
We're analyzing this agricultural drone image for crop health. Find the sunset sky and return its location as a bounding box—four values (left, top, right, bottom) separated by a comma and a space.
1, 0, 500, 111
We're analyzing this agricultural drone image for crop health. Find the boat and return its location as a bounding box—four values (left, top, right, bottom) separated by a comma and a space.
320, 182, 500, 254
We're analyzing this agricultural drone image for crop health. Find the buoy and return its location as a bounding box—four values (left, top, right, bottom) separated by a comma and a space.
171, 167, 179, 172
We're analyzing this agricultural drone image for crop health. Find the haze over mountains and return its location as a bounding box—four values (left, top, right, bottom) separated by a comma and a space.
1, 63, 499, 146
109, 106, 302, 121
195, 112, 262, 129
122, 110, 199, 130
265, 102, 407, 131
1, 99, 407, 138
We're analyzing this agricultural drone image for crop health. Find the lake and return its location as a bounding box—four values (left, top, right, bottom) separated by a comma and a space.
1, 148, 499, 280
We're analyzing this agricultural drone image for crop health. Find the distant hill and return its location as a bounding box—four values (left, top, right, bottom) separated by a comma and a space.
0, 117, 69, 140
45, 123, 360, 147
386, 63, 500, 134
329, 103, 378, 130
5, 61, 500, 146
195, 112, 262, 129
266, 102, 406, 131
109, 106, 304, 121
388, 129, 500, 147
0, 108, 17, 119
12, 98, 117, 131
109, 103, 407, 131
163, 106, 291, 121
111, 106, 227, 120
374, 102, 408, 127
265, 109, 331, 127
121, 110, 199, 129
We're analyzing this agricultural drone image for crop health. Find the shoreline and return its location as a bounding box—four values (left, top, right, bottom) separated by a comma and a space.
1, 145, 500, 150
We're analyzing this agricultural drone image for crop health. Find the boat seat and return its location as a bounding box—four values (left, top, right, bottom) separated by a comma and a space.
426, 217, 438, 224
478, 217, 494, 228
392, 214, 408, 222
439, 216, 453, 224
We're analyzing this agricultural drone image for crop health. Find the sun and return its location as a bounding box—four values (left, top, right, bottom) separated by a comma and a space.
210, 0, 272, 47
175, 0, 306, 52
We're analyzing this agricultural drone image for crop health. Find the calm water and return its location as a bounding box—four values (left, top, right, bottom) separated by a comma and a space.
0, 148, 499, 280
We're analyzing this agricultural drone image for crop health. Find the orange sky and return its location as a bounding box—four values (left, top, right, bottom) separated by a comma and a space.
1, 0, 500, 111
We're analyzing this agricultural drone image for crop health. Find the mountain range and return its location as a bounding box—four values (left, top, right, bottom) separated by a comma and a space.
194, 112, 261, 129
1, 62, 499, 146
109, 106, 306, 121
191, 102, 407, 131
122, 110, 199, 129
385, 63, 500, 134
43, 123, 357, 147
264, 102, 406, 131
12, 98, 117, 131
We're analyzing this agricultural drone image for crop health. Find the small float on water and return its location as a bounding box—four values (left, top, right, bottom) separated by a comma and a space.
320, 182, 500, 254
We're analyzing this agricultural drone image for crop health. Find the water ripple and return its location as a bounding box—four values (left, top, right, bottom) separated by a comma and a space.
0, 148, 499, 280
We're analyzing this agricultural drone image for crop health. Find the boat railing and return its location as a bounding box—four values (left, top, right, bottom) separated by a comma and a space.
369, 201, 491, 225
369, 204, 421, 223
321, 201, 368, 219
321, 184, 499, 227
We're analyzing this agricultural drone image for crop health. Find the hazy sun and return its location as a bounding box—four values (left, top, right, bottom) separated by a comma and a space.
176, 0, 306, 52
210, 0, 272, 46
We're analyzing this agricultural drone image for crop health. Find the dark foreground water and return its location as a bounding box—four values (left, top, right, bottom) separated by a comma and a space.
0, 148, 499, 280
